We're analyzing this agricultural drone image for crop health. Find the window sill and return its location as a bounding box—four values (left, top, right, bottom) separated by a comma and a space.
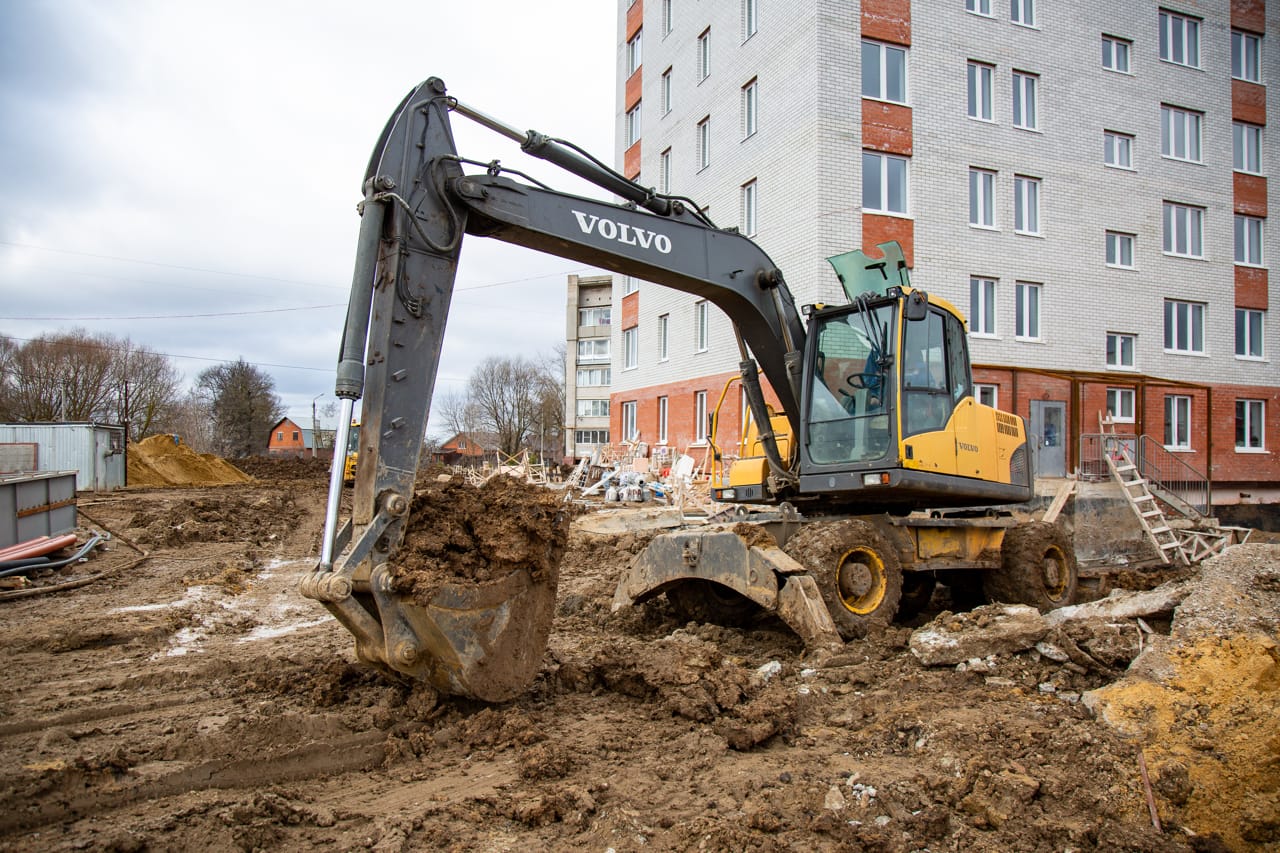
1105, 264, 1138, 271
1234, 447, 1269, 454
1163, 349, 1209, 358
1159, 155, 1206, 167
862, 209, 913, 220
969, 224, 1000, 232
968, 116, 998, 125
1103, 68, 1134, 76
741, 131, 757, 142
1161, 252, 1207, 261
1013, 124, 1042, 133
1164, 446, 1195, 453
695, 348, 709, 354
970, 333, 1000, 340
1106, 364, 1139, 372
1158, 59, 1203, 72
1235, 262, 1267, 270
966, 10, 995, 19
1014, 336, 1045, 344
1014, 230, 1044, 238
690, 441, 709, 448
1232, 168, 1264, 177
1110, 418, 1136, 425
1234, 355, 1268, 363
1230, 75, 1262, 85
862, 95, 910, 108
1011, 21, 1040, 30
1104, 163, 1136, 172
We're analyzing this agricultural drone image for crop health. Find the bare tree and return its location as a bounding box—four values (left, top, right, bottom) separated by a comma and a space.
435, 386, 480, 439
465, 355, 544, 456
155, 389, 217, 453
530, 345, 566, 461
0, 329, 116, 421
110, 340, 180, 441
196, 359, 284, 457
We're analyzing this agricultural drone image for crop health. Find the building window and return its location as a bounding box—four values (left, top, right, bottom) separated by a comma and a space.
1164, 395, 1191, 450
659, 148, 672, 193
622, 275, 639, 295
741, 179, 757, 236
967, 61, 994, 121
577, 338, 610, 362
1104, 131, 1134, 169
1234, 122, 1262, 174
694, 300, 709, 351
627, 29, 642, 75
1160, 105, 1202, 163
622, 401, 638, 441
1158, 10, 1200, 68
697, 116, 710, 169
625, 102, 642, 147
1237, 399, 1265, 450
697, 27, 711, 81
1232, 30, 1262, 82
1162, 202, 1204, 258
661, 67, 673, 115
975, 383, 998, 407
575, 429, 609, 445
277, 431, 283, 441
1105, 388, 1135, 423
1107, 332, 1136, 369
1106, 231, 1135, 268
1102, 35, 1131, 72
1010, 0, 1034, 27
862, 40, 907, 104
1013, 175, 1039, 235
1012, 71, 1038, 130
658, 396, 669, 442
576, 367, 612, 386
970, 276, 997, 336
1164, 299, 1205, 354
622, 327, 638, 369
1236, 308, 1264, 359
862, 151, 908, 215
744, 0, 757, 38
578, 306, 611, 326
969, 168, 995, 227
742, 78, 757, 137
1014, 281, 1041, 340
662, 0, 672, 35
291, 430, 300, 441
577, 399, 610, 418
695, 390, 708, 442
966, 0, 992, 16
658, 313, 670, 360
1235, 215, 1264, 266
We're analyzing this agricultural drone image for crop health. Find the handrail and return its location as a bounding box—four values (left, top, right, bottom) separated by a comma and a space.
1078, 432, 1210, 517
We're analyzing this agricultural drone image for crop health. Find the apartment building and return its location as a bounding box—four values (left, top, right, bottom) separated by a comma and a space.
611, 0, 1278, 504
564, 273, 616, 460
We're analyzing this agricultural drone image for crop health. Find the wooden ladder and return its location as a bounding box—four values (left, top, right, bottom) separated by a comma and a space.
1100, 421, 1186, 565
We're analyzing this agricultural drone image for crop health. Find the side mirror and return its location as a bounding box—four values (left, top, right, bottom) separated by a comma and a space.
904, 289, 929, 322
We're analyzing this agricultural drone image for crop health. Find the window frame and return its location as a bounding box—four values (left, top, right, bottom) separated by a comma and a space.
967, 61, 994, 122
576, 366, 612, 386
621, 401, 638, 442
625, 101, 643, 148
659, 147, 672, 193
743, 0, 758, 39
1235, 215, 1264, 267
1106, 387, 1136, 423
623, 327, 638, 370
1160, 104, 1202, 163
1235, 308, 1264, 360
1236, 399, 1266, 451
1231, 30, 1262, 83
969, 168, 996, 228
975, 383, 999, 408
1158, 9, 1201, 68
1013, 175, 1040, 235
862, 151, 909, 216
1102, 35, 1132, 73
1104, 130, 1134, 170
578, 306, 611, 327
577, 338, 610, 362
965, 0, 992, 16
697, 27, 711, 81
1234, 122, 1263, 174
622, 275, 639, 295
657, 396, 669, 443
1010, 0, 1035, 28
627, 29, 642, 76
1106, 231, 1136, 269
1163, 299, 1206, 355
694, 390, 708, 443
1107, 332, 1137, 370
1164, 394, 1192, 451
1012, 70, 1038, 130
574, 429, 610, 445
861, 39, 908, 105
662, 0, 673, 36
694, 300, 709, 352
697, 116, 710, 170
742, 78, 757, 137
576, 398, 610, 418
658, 313, 670, 361
661, 67, 673, 115
741, 179, 758, 236
1014, 281, 1042, 341
1162, 202, 1205, 259
969, 276, 997, 337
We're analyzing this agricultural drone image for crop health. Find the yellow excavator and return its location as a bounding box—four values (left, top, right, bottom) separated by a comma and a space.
301, 78, 1076, 702
341, 419, 360, 485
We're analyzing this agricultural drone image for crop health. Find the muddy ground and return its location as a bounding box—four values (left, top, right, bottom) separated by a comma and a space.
0, 462, 1274, 851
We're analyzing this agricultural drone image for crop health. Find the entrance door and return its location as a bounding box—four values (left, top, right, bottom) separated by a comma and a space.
1029, 400, 1066, 478
94, 429, 110, 491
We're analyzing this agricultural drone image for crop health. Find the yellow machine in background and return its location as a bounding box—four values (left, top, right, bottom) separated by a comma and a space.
342, 420, 360, 484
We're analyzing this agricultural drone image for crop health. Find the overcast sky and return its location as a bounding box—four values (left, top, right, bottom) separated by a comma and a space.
0, 1, 616, 437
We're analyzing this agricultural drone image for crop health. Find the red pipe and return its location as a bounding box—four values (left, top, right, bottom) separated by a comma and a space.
0, 536, 49, 560
0, 534, 78, 561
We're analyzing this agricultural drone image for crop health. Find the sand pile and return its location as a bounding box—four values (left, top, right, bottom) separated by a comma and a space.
127, 434, 253, 487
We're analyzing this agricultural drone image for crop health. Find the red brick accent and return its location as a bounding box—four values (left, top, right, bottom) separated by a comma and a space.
861, 0, 910, 46
1236, 266, 1269, 310
861, 101, 913, 156
625, 70, 642, 111
621, 290, 639, 327
626, 0, 643, 40
862, 214, 914, 267
1231, 0, 1265, 33
1234, 172, 1268, 217
1210, 383, 1280, 485
624, 141, 641, 180
1233, 80, 1267, 125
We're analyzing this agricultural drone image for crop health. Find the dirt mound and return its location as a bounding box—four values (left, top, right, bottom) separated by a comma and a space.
231, 455, 331, 481
124, 491, 303, 548
127, 435, 251, 487
390, 475, 571, 605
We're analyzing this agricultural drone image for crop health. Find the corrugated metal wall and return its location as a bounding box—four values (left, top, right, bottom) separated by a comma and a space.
0, 423, 126, 490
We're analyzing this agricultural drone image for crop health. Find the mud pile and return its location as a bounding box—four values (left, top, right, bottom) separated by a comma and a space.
127, 435, 252, 487
124, 491, 302, 548
231, 455, 330, 481
390, 475, 571, 606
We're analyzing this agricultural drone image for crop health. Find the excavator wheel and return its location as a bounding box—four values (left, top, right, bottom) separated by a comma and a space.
784, 519, 903, 640
667, 579, 760, 627
896, 573, 937, 620
984, 521, 1078, 612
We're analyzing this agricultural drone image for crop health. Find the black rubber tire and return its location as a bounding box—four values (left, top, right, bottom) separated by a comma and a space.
896, 573, 937, 620
984, 521, 1078, 612
784, 519, 903, 640
666, 580, 760, 626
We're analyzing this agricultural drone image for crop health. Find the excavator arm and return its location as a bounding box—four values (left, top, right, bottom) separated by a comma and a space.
301, 77, 809, 698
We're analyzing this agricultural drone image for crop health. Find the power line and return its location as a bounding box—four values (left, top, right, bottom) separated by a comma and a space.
0, 304, 344, 322
0, 333, 330, 373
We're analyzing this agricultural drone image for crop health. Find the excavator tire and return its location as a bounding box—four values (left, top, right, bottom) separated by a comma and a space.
784, 519, 903, 640
896, 573, 937, 620
666, 579, 760, 627
984, 521, 1078, 612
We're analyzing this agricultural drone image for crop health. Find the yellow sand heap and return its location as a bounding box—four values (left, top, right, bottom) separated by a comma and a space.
126, 434, 253, 487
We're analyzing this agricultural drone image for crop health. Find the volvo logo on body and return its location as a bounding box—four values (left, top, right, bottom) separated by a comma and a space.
572, 210, 672, 254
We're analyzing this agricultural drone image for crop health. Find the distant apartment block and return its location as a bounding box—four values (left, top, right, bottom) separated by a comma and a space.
564, 274, 615, 460
612, 0, 1278, 504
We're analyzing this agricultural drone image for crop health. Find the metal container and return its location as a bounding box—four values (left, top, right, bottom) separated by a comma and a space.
0, 471, 77, 549
0, 423, 126, 491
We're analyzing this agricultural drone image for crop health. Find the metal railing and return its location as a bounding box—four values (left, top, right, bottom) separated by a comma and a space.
1078, 432, 1210, 518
